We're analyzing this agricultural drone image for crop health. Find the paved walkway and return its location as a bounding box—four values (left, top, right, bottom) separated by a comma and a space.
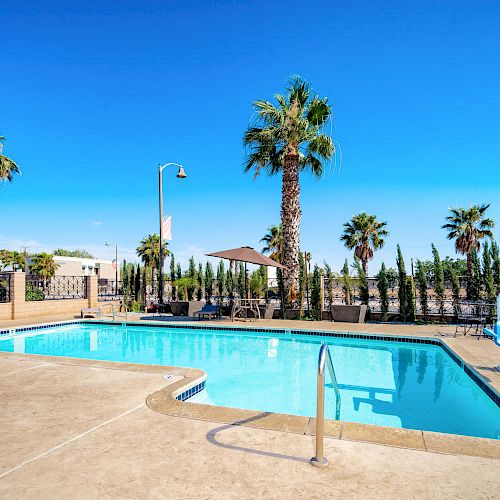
0, 355, 498, 499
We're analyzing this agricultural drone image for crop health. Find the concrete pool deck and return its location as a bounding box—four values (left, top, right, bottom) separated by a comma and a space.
0, 317, 499, 498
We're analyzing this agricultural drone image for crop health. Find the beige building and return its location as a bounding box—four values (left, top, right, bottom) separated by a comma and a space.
27, 256, 120, 281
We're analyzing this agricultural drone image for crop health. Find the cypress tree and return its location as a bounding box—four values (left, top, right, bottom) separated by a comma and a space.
216, 260, 225, 296
470, 249, 482, 301
237, 262, 246, 298
449, 266, 461, 307
170, 255, 176, 301
311, 265, 322, 320
226, 268, 234, 298
377, 263, 389, 321
176, 263, 183, 299
342, 259, 352, 305
491, 241, 500, 294
197, 263, 204, 301
432, 244, 445, 320
483, 241, 495, 301
323, 262, 334, 312
129, 264, 135, 304
406, 276, 416, 322
134, 264, 141, 302
354, 258, 369, 305
415, 259, 428, 322
204, 262, 214, 302
277, 267, 286, 319
397, 244, 408, 322
298, 252, 306, 316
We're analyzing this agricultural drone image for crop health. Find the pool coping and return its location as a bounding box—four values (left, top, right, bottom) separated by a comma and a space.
1, 318, 499, 459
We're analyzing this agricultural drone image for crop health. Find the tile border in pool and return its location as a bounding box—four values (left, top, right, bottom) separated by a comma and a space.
1, 318, 499, 409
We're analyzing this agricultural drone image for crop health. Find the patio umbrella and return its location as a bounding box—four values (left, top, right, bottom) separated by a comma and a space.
206, 246, 285, 299
206, 246, 285, 269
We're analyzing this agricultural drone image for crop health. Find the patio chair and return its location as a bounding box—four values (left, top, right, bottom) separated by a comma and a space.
194, 303, 219, 320
454, 302, 488, 337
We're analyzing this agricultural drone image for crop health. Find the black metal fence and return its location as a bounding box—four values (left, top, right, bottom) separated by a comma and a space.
323, 277, 470, 316
97, 280, 124, 301
25, 275, 87, 301
0, 273, 11, 303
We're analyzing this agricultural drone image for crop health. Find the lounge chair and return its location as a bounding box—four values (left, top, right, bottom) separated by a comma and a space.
81, 307, 101, 318
194, 303, 219, 320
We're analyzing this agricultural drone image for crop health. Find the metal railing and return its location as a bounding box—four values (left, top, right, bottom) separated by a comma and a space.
310, 344, 341, 468
0, 273, 11, 303
98, 280, 124, 301
25, 275, 87, 300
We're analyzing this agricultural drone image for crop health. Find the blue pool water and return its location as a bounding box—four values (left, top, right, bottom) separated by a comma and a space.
1, 322, 499, 439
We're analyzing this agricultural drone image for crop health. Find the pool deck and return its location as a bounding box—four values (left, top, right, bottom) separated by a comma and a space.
0, 316, 499, 498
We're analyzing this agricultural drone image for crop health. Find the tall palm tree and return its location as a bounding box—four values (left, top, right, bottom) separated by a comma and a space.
442, 204, 494, 297
244, 76, 335, 298
136, 234, 165, 279
29, 253, 60, 286
340, 212, 388, 275
0, 137, 21, 183
260, 224, 283, 263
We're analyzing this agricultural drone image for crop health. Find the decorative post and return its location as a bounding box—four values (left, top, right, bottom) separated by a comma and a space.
11, 272, 26, 320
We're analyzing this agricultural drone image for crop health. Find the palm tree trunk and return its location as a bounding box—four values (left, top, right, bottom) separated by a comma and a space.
281, 153, 301, 301
362, 259, 368, 276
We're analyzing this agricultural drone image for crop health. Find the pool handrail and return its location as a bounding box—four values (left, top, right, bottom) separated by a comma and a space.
310, 343, 341, 468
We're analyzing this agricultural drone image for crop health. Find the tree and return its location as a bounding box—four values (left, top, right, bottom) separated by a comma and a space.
341, 212, 389, 275
340, 259, 354, 305
442, 204, 494, 299
186, 257, 197, 300
216, 260, 225, 297
0, 136, 21, 184
354, 258, 369, 305
415, 260, 429, 322
134, 263, 141, 301
136, 234, 161, 280
482, 241, 495, 301
261, 224, 283, 262
197, 263, 204, 301
449, 266, 461, 308
244, 76, 335, 298
0, 250, 24, 271
406, 276, 416, 323
170, 255, 177, 301
298, 252, 306, 316
226, 268, 234, 299
53, 248, 94, 258
204, 262, 214, 302
311, 265, 322, 320
491, 241, 500, 294
29, 253, 60, 284
172, 276, 198, 301
237, 262, 246, 298
432, 244, 445, 320
377, 263, 389, 321
396, 245, 409, 322
249, 268, 266, 298
323, 262, 335, 312
470, 249, 482, 301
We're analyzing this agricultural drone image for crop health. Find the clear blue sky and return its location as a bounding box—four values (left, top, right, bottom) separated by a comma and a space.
1, 0, 499, 273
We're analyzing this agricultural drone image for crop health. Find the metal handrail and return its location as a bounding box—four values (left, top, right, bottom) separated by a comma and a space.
99, 301, 128, 321
310, 343, 341, 468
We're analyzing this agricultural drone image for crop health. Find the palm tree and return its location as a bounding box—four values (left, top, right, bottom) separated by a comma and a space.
136, 234, 164, 280
30, 253, 60, 286
340, 212, 388, 275
244, 76, 335, 298
442, 204, 494, 297
260, 224, 283, 263
0, 137, 21, 183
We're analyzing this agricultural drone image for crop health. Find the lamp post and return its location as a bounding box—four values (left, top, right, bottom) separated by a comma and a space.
158, 163, 187, 303
105, 242, 118, 283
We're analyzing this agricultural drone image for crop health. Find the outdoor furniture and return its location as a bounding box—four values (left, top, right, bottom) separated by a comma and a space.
231, 298, 261, 321
81, 307, 101, 318
194, 303, 219, 320
155, 303, 172, 317
454, 302, 492, 337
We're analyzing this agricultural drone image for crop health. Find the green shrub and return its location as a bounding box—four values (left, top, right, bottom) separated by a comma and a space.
25, 283, 44, 301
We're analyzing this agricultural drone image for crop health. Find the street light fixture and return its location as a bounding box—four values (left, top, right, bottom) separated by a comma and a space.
158, 163, 187, 303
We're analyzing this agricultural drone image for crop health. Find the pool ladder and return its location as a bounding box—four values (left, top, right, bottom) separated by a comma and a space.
310, 344, 341, 468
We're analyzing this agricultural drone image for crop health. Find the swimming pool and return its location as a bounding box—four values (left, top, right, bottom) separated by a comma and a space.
1, 322, 499, 439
